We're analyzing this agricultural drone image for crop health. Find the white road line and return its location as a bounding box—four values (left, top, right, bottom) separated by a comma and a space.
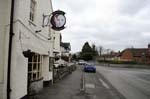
80, 71, 85, 91
99, 78, 110, 89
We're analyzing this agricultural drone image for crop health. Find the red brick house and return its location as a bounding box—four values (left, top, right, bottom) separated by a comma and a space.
120, 44, 150, 64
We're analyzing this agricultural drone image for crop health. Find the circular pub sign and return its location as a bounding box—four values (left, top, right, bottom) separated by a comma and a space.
50, 10, 66, 31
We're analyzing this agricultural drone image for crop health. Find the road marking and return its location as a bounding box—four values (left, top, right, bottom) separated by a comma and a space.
99, 78, 110, 89
80, 71, 85, 91
85, 83, 95, 88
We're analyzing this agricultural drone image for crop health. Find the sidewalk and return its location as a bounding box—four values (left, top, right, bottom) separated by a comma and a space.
31, 66, 82, 99
84, 70, 125, 99
30, 65, 124, 99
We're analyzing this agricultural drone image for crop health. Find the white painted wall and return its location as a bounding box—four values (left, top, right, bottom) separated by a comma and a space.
61, 46, 70, 57
53, 31, 61, 53
0, 0, 11, 99
8, 21, 28, 99
13, 0, 54, 55
9, 0, 54, 99
0, 0, 54, 98
61, 46, 66, 53
42, 56, 53, 81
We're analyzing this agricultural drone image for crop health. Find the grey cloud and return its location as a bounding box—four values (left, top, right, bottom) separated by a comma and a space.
118, 0, 149, 15
53, 0, 95, 15
53, 0, 150, 52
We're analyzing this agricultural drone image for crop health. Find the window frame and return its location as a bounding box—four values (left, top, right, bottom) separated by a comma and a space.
28, 54, 43, 82
29, 0, 36, 22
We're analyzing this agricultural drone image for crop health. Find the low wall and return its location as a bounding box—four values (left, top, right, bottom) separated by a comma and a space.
28, 79, 43, 96
53, 65, 76, 82
96, 63, 150, 69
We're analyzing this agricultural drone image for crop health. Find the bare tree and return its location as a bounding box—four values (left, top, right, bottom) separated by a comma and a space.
98, 46, 103, 56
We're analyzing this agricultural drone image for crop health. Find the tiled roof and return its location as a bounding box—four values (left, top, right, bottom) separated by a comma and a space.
122, 48, 150, 57
60, 42, 71, 50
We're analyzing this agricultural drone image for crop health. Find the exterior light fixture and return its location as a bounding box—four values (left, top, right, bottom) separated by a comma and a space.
35, 30, 41, 33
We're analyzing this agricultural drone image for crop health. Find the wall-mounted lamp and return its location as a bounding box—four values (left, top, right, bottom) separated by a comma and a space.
48, 37, 51, 40
35, 30, 42, 33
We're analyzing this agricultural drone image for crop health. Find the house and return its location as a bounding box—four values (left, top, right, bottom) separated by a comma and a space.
53, 39, 71, 82
98, 51, 119, 61
0, 0, 56, 99
60, 42, 71, 61
120, 44, 150, 64
0, 0, 12, 99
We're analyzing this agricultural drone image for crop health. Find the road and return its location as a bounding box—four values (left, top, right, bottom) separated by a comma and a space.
35, 65, 124, 99
96, 65, 150, 99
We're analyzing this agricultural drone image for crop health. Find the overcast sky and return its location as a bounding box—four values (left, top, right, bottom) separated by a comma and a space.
52, 0, 150, 53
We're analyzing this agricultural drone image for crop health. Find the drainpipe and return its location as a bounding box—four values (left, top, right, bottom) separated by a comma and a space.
7, 0, 15, 99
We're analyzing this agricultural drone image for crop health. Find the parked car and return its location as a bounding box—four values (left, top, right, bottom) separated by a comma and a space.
84, 64, 96, 73
78, 60, 86, 65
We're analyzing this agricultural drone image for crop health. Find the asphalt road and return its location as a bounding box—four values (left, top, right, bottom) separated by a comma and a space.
96, 65, 150, 99
35, 65, 124, 99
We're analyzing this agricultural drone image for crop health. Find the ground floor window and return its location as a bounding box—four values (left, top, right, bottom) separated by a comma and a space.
28, 54, 43, 81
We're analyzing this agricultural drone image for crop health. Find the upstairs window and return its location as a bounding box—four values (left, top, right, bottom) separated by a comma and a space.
29, 0, 36, 22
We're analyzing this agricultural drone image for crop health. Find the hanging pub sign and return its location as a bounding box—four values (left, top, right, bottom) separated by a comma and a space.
50, 10, 66, 31
42, 10, 66, 31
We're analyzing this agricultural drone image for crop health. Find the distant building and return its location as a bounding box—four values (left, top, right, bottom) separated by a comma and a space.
120, 44, 150, 64
53, 42, 71, 67
98, 51, 119, 61
61, 42, 71, 57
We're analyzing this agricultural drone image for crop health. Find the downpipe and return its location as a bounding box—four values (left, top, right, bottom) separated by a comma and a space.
7, 0, 15, 99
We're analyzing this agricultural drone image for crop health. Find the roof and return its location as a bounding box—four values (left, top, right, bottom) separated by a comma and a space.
60, 42, 71, 50
121, 48, 150, 57
100, 51, 119, 58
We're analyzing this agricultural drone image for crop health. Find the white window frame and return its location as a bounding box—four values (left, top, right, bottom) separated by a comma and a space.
29, 0, 36, 22
28, 54, 43, 81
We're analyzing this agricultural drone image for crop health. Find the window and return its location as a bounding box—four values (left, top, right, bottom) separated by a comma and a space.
28, 54, 43, 81
29, 0, 36, 22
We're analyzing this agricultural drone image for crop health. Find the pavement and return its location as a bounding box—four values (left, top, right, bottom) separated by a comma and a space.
31, 65, 125, 99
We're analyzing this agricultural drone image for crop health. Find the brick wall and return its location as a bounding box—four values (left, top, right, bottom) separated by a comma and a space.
120, 50, 133, 61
